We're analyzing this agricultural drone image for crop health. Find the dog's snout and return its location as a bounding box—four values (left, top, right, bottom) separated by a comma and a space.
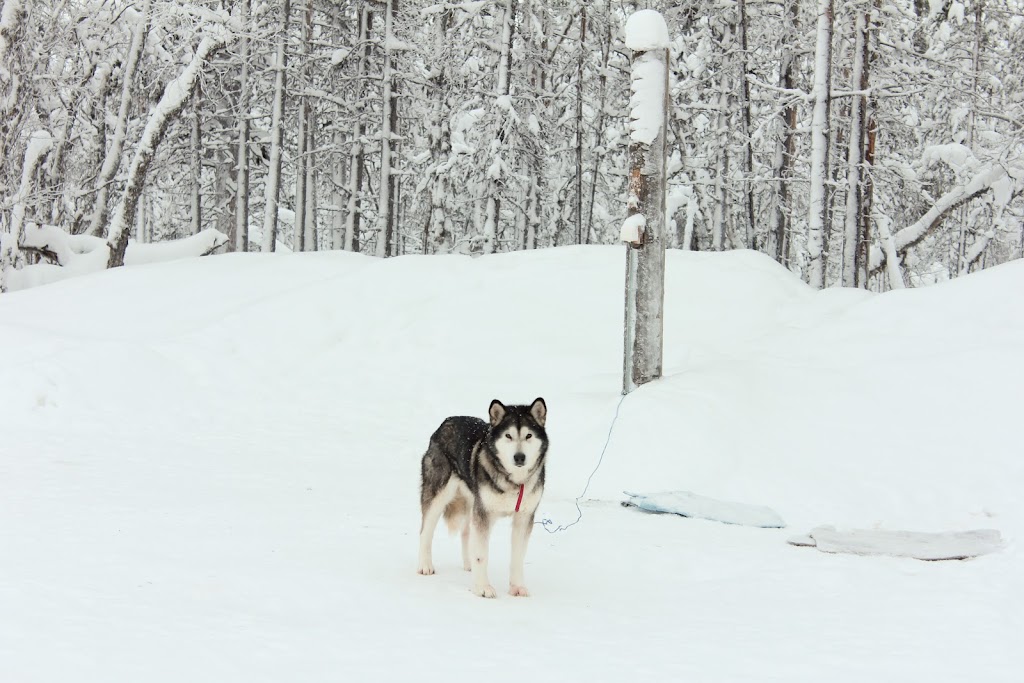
514, 453, 526, 467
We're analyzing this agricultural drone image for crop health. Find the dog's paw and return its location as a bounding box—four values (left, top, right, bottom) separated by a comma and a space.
509, 585, 530, 597
417, 562, 435, 576
472, 584, 497, 598
462, 560, 472, 572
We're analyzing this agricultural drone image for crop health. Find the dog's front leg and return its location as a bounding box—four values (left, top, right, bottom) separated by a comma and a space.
469, 509, 495, 598
509, 510, 534, 597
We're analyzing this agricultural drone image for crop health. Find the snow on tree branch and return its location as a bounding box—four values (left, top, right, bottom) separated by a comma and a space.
106, 32, 230, 268
1, 130, 52, 291
869, 148, 1022, 274
10, 224, 227, 291
0, 0, 24, 114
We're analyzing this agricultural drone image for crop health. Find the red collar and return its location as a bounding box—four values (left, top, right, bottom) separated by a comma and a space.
515, 484, 525, 512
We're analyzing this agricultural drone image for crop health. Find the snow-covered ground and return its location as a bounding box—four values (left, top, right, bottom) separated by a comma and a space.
1, 247, 1021, 681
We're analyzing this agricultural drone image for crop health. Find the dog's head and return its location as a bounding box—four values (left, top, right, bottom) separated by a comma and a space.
486, 398, 548, 483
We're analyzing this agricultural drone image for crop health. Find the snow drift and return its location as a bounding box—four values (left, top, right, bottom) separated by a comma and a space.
1, 246, 1021, 682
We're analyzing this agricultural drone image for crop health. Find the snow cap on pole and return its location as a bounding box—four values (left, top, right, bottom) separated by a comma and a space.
625, 9, 670, 52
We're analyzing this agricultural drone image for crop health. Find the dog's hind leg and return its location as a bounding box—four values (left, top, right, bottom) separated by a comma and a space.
509, 510, 534, 597
418, 478, 456, 575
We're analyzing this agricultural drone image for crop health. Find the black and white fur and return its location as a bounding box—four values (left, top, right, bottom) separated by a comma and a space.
417, 398, 548, 598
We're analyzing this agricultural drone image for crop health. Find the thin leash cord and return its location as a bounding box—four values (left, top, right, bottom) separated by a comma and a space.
538, 392, 627, 534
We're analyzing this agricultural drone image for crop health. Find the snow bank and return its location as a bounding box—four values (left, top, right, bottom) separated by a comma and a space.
7, 227, 228, 291
1, 247, 1021, 682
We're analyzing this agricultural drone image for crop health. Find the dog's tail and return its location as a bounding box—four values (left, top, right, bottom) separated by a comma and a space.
443, 497, 468, 535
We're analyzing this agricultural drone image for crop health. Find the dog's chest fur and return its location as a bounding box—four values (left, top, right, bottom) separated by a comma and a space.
476, 478, 543, 517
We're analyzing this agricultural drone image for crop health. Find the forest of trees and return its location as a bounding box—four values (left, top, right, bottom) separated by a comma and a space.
1, 0, 1021, 291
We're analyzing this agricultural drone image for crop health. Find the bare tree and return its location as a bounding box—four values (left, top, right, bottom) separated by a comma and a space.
86, 0, 151, 239
841, 5, 870, 286
233, 0, 251, 252
261, 0, 290, 253
807, 0, 834, 288
107, 33, 229, 267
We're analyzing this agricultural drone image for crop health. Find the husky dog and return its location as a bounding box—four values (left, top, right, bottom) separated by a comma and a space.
417, 398, 548, 598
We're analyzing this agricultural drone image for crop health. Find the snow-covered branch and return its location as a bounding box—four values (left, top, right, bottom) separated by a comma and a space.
106, 32, 230, 268
1, 130, 52, 291
868, 150, 1021, 274
9, 224, 227, 291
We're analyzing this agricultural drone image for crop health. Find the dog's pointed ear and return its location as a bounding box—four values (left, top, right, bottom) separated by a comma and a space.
530, 397, 547, 426
489, 399, 506, 427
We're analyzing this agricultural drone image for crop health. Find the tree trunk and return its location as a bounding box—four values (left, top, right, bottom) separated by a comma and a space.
574, 5, 586, 245
261, 0, 291, 253
191, 89, 203, 236
0, 0, 29, 180
234, 0, 251, 252
859, 98, 876, 288
623, 12, 669, 394
304, 108, 317, 251
294, 98, 308, 251
737, 0, 755, 249
841, 8, 868, 286
957, 0, 985, 276
1, 130, 53, 292
345, 5, 370, 252
293, 0, 313, 252
376, 0, 399, 257
769, 0, 798, 266
482, 0, 516, 255
807, 0, 834, 288
427, 8, 452, 254
107, 34, 227, 268
711, 22, 731, 251
86, 0, 151, 238
585, 3, 612, 247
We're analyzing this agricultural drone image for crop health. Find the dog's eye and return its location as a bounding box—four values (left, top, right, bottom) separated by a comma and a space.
505, 433, 513, 440
525, 433, 533, 440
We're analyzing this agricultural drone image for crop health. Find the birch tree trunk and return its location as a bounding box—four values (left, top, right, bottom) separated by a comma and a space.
426, 7, 452, 254
859, 86, 877, 287
711, 22, 731, 251
293, 103, 308, 251
0, 0, 29, 176
957, 0, 985, 276
234, 0, 251, 252
841, 8, 868, 286
1, 130, 52, 292
107, 33, 228, 268
344, 5, 370, 253
769, 0, 797, 266
737, 0, 756, 249
293, 0, 312, 252
261, 0, 290, 253
574, 5, 586, 245
482, 0, 515, 255
585, 4, 612, 246
191, 89, 203, 235
807, 0, 834, 288
86, 0, 151, 238
376, 0, 399, 258
304, 110, 317, 251
622, 11, 669, 394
